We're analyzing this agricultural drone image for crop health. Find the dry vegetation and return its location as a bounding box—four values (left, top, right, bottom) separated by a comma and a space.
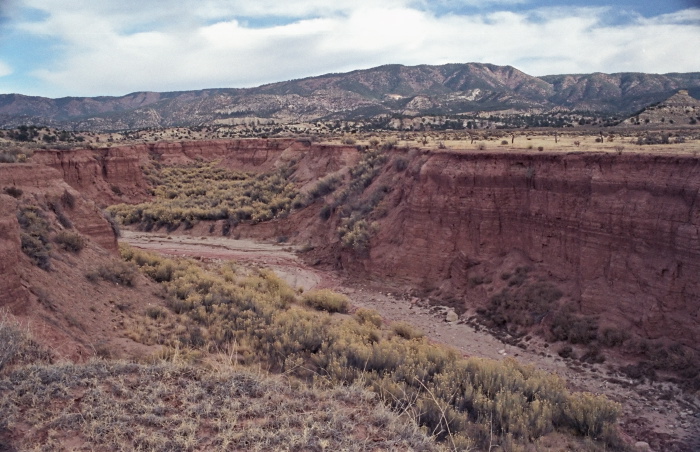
106, 146, 394, 250
107, 161, 300, 232
7, 130, 697, 449
0, 323, 437, 451
111, 245, 624, 450
14, 193, 88, 271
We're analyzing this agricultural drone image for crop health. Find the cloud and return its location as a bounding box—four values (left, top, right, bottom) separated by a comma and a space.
10, 1, 700, 96
0, 61, 12, 77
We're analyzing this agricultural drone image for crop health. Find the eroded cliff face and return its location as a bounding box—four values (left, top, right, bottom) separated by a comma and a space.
18, 140, 700, 350
366, 151, 700, 349
0, 194, 27, 309
0, 164, 155, 360
29, 139, 357, 205
30, 146, 150, 205
0, 164, 117, 254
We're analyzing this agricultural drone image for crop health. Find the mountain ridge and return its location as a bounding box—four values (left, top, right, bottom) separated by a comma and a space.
2, 62, 699, 131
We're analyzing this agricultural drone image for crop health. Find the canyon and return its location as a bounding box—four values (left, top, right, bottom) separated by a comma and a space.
2, 136, 700, 450
5, 138, 698, 351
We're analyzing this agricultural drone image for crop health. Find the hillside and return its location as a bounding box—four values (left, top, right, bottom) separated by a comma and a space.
629, 89, 700, 126
1, 63, 700, 131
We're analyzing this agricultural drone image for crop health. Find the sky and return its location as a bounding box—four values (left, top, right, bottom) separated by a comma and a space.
0, 0, 699, 98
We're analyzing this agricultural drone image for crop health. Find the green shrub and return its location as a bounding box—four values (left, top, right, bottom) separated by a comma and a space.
598, 327, 629, 348
302, 289, 349, 313
101, 209, 121, 238
60, 189, 76, 209
308, 174, 341, 200
550, 309, 598, 345
393, 157, 409, 172
481, 281, 562, 330
46, 198, 73, 229
562, 392, 620, 438
319, 204, 332, 220
54, 231, 86, 253
338, 217, 376, 251
145, 306, 168, 320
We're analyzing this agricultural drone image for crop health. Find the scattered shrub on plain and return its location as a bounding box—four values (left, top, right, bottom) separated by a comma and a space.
0, 147, 34, 164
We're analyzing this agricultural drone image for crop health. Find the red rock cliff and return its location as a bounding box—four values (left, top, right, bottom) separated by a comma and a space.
367, 150, 700, 349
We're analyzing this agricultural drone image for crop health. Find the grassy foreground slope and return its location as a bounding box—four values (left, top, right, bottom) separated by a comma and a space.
0, 242, 624, 451
0, 321, 436, 451
114, 246, 622, 451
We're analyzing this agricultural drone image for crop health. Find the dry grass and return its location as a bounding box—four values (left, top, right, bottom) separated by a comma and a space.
116, 245, 624, 450
0, 310, 52, 374
0, 360, 440, 451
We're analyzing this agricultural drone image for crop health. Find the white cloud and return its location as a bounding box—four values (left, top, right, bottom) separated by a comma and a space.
0, 61, 12, 77
11, 1, 700, 96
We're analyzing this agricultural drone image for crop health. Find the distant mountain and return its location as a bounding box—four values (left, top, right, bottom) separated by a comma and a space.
1, 63, 699, 131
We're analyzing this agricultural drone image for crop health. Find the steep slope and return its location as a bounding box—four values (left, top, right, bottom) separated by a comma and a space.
0, 164, 164, 360
357, 151, 700, 351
